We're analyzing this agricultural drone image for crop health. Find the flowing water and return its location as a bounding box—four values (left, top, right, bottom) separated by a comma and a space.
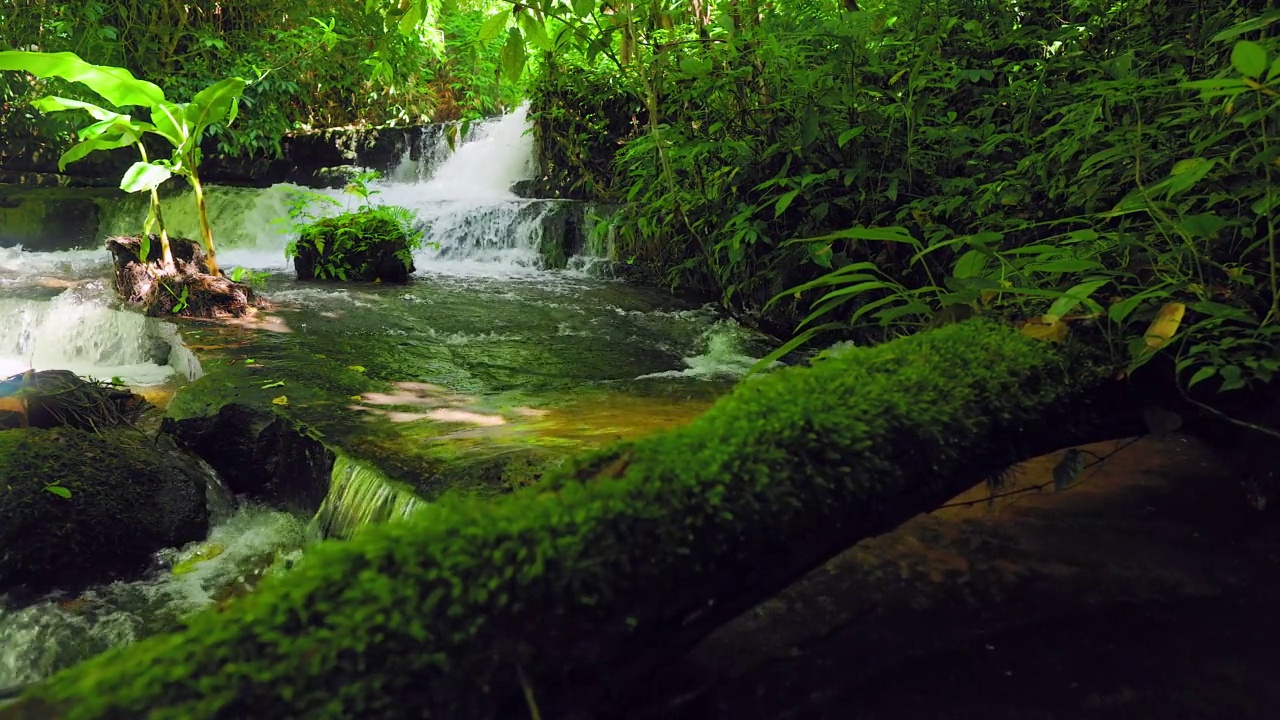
0, 106, 773, 689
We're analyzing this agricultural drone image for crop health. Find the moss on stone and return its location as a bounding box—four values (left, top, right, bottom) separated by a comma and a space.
289, 209, 419, 282
0, 428, 208, 595
17, 320, 1120, 719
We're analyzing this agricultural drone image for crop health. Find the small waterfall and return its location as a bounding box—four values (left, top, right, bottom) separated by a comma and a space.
0, 289, 201, 385
310, 454, 426, 539
88, 105, 593, 276
97, 184, 301, 271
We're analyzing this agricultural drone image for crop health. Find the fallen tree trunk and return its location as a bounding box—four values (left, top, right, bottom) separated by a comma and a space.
7, 320, 1149, 720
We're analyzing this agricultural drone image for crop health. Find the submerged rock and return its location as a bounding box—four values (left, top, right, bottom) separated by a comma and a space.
105, 235, 257, 318
0, 427, 208, 596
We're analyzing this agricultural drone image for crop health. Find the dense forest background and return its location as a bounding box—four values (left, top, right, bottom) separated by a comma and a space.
3, 0, 1278, 423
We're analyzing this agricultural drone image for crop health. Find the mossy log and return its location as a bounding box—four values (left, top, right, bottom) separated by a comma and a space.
9, 320, 1148, 719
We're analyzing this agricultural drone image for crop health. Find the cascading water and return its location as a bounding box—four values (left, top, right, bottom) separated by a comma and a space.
0, 104, 777, 693
0, 284, 200, 385
310, 454, 426, 539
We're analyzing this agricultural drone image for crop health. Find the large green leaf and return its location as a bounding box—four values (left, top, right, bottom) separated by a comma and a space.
0, 51, 164, 107
189, 77, 246, 130
150, 102, 191, 149
60, 132, 139, 170
120, 161, 173, 194
501, 27, 527, 82
30, 95, 119, 121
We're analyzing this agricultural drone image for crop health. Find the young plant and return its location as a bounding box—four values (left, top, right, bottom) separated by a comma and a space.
0, 50, 245, 277
0, 51, 177, 269
143, 77, 247, 277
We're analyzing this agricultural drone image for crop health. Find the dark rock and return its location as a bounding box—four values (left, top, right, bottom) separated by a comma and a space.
0, 427, 208, 596
292, 211, 416, 283
0, 370, 149, 431
163, 403, 334, 516
105, 235, 258, 318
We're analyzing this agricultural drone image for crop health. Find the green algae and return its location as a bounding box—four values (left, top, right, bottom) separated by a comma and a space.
11, 320, 1120, 719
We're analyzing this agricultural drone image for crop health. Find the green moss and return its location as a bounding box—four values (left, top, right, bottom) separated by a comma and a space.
0, 428, 207, 593
20, 320, 1113, 719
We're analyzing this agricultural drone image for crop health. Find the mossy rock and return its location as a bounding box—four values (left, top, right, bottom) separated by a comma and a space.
291, 209, 418, 283
0, 427, 208, 596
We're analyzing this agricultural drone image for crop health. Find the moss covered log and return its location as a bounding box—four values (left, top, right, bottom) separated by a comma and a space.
10, 320, 1143, 719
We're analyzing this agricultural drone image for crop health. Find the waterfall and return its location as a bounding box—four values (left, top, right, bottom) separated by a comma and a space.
88, 105, 588, 276
310, 454, 426, 539
0, 289, 201, 385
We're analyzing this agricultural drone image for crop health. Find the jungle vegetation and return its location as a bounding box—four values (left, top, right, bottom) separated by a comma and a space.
3, 0, 1278, 419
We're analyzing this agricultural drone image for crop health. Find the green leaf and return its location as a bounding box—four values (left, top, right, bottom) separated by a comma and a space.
44, 484, 72, 499
0, 50, 165, 107
1187, 366, 1216, 388
952, 249, 988, 279
120, 161, 173, 193
1212, 12, 1280, 43
774, 189, 801, 217
837, 127, 864, 148
786, 225, 920, 248
30, 95, 118, 121
1045, 279, 1107, 321
479, 11, 510, 41
189, 78, 247, 132
501, 27, 527, 82
572, 0, 595, 17
1231, 40, 1267, 79
398, 0, 424, 33
60, 132, 137, 170
1177, 213, 1228, 239
149, 102, 190, 148
518, 12, 552, 52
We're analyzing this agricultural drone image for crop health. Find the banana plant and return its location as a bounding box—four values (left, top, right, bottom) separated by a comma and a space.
0, 51, 246, 277
143, 77, 247, 277
0, 51, 179, 268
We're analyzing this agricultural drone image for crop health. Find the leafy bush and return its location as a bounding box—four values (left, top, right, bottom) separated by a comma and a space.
285, 170, 425, 281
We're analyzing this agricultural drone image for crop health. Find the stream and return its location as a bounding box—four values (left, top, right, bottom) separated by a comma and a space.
0, 106, 773, 687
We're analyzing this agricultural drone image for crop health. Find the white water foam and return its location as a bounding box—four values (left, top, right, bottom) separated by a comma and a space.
0, 505, 307, 688
635, 322, 773, 380
0, 289, 197, 385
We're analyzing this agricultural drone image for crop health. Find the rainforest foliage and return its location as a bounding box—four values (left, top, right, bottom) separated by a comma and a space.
3, 0, 1278, 423
0, 0, 521, 159
517, 0, 1280, 425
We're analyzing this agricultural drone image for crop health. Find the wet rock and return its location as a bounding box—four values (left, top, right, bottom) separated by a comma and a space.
292, 211, 416, 283
163, 402, 333, 516
0, 427, 208, 596
0, 370, 149, 431
105, 235, 258, 318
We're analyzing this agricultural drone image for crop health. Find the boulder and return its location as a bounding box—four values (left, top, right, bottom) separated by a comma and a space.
0, 427, 208, 596
291, 210, 417, 283
163, 403, 334, 516
0, 370, 149, 431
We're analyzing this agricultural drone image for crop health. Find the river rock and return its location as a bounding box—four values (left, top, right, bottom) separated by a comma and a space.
163, 402, 334, 516
0, 427, 209, 596
0, 370, 148, 431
